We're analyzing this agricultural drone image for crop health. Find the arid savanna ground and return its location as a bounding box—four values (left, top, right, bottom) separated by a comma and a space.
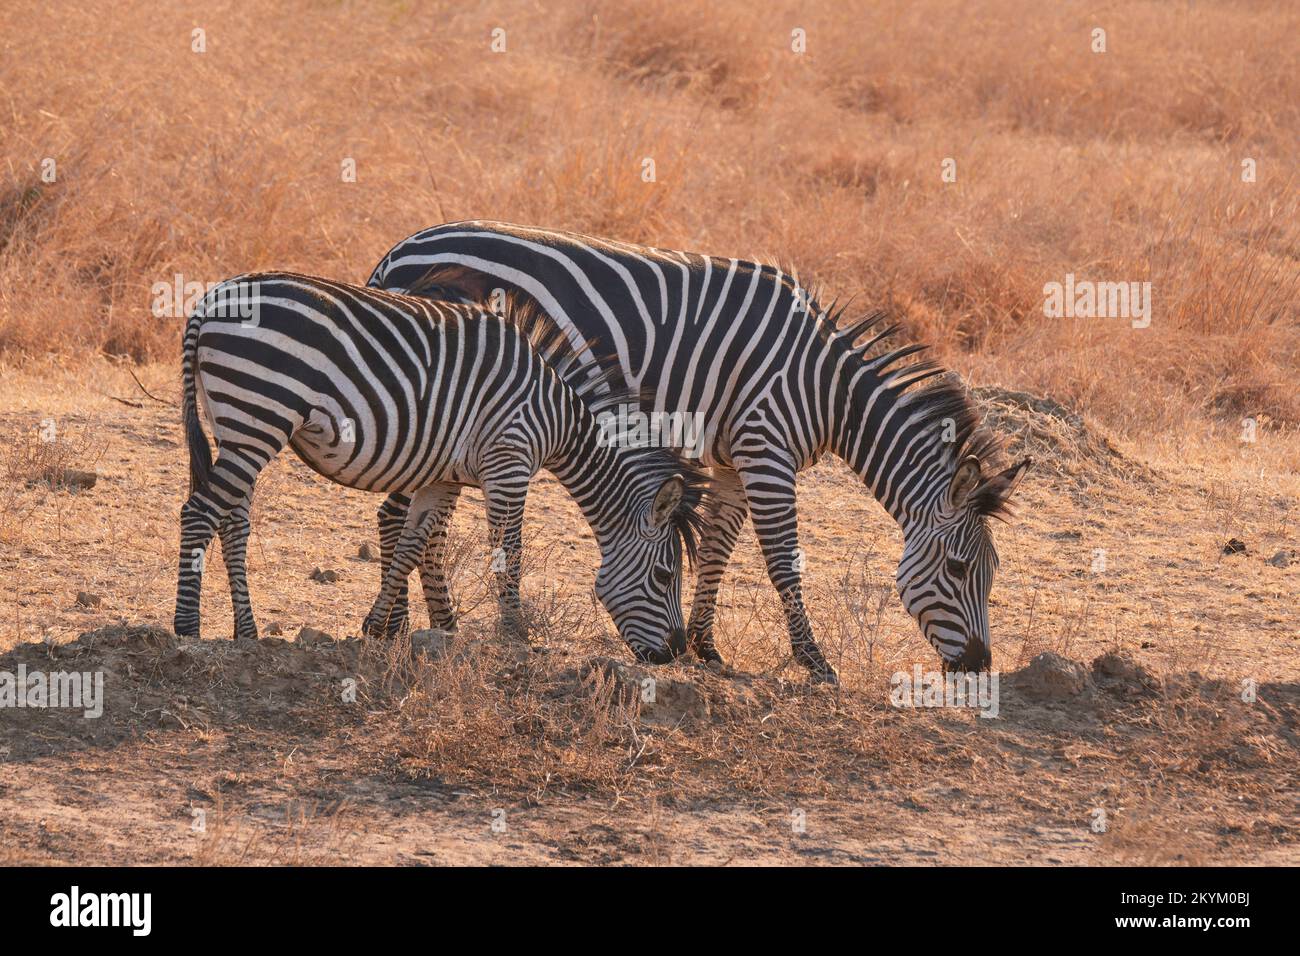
1, 0, 1297, 864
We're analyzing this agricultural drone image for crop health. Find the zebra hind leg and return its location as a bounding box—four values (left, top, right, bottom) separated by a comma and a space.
417, 487, 462, 632
364, 485, 458, 638
219, 500, 257, 640
174, 449, 267, 640
375, 493, 413, 636
174, 493, 222, 639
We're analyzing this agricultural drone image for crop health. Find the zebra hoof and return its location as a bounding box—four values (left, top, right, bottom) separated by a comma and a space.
692, 642, 724, 666
795, 643, 837, 684
363, 619, 405, 640
497, 613, 527, 641
361, 603, 409, 638
810, 666, 839, 686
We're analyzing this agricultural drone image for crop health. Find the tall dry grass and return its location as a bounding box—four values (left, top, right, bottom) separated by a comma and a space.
1, 0, 1296, 437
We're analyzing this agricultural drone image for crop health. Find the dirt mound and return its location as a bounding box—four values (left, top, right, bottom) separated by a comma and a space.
1012, 651, 1094, 700
0, 624, 777, 762
969, 385, 1148, 482
1091, 651, 1159, 694
1008, 651, 1163, 705
3, 623, 1298, 866
0, 624, 374, 760
576, 658, 712, 727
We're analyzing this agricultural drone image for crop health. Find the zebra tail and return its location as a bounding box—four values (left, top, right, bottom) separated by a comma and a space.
181, 310, 212, 494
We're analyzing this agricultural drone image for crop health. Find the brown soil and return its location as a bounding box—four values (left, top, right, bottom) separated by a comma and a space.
1, 362, 1297, 865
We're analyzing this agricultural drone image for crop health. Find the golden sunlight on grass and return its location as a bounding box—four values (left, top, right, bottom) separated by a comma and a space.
2, 0, 1296, 437
0, 0, 1296, 866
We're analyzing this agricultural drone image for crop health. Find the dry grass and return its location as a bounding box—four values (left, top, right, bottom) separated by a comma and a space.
2, 0, 1297, 441
0, 421, 101, 543
1, 1, 1298, 865
5, 601, 1292, 863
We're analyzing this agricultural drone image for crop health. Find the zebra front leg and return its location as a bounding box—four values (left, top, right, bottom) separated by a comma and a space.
375, 493, 413, 636
417, 487, 462, 631
482, 474, 529, 639
735, 457, 838, 684
364, 485, 458, 637
686, 467, 748, 665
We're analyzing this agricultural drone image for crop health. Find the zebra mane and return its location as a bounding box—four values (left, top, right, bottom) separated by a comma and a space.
622, 443, 711, 566
407, 264, 712, 557
828, 306, 1015, 520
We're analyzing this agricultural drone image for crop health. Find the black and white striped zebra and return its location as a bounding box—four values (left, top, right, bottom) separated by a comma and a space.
173, 272, 706, 662
367, 222, 1030, 682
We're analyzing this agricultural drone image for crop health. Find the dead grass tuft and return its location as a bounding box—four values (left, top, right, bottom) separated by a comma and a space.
1, 0, 1296, 440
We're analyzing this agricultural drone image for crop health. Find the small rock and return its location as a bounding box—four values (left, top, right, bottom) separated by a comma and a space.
75, 591, 102, 608
1015, 651, 1092, 700
1267, 550, 1290, 568
297, 626, 334, 646
310, 567, 339, 584
36, 467, 97, 491
1223, 538, 1247, 555
1092, 651, 1156, 689
264, 621, 284, 636
410, 628, 454, 657
358, 542, 376, 561
583, 659, 710, 726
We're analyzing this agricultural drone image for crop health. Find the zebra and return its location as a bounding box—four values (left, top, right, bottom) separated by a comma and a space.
173, 272, 708, 663
367, 222, 1031, 683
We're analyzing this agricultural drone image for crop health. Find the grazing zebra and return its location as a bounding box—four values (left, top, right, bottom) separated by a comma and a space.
173, 272, 707, 663
367, 222, 1031, 682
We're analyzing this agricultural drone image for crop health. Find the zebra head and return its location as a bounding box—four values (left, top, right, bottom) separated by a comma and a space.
591, 456, 707, 665
896, 453, 1030, 671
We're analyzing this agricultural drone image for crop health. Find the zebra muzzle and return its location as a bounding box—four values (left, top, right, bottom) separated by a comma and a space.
636, 628, 688, 665
945, 639, 992, 673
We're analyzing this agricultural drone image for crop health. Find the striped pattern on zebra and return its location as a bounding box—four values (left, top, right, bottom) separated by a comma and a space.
174, 272, 707, 662
367, 222, 1031, 682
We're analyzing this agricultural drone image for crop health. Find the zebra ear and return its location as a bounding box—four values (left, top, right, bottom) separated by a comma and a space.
969, 456, 1031, 517
948, 455, 983, 508
650, 475, 686, 527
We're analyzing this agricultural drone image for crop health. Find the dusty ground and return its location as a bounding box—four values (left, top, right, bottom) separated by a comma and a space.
0, 360, 1297, 865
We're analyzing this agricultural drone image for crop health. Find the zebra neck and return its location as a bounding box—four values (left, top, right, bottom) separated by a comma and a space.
834, 375, 947, 533
544, 406, 624, 532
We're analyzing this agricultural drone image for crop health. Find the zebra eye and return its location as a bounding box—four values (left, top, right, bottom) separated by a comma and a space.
945, 558, 968, 580
652, 565, 674, 586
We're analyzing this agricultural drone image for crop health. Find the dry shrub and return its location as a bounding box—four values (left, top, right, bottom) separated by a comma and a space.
0, 422, 102, 544
193, 793, 366, 866
344, 532, 650, 796
378, 625, 649, 797
571, 0, 772, 109
1, 0, 1297, 442
1, 422, 98, 487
